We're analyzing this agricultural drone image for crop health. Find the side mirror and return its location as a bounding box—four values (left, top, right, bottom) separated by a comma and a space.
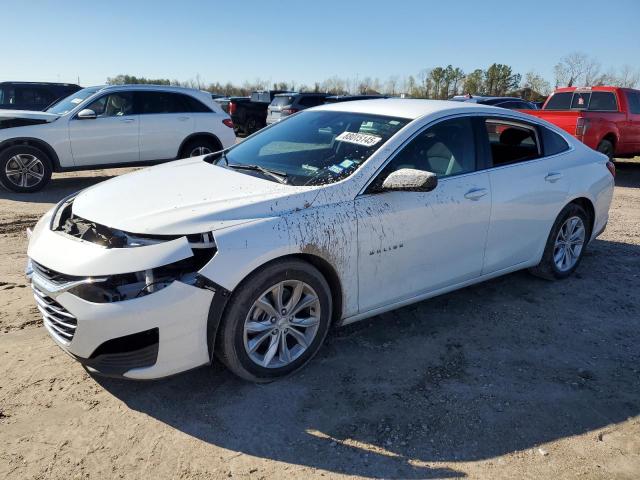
381, 168, 438, 192
77, 109, 97, 119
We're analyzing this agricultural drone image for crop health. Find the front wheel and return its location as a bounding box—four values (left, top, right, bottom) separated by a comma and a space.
0, 145, 52, 193
215, 259, 332, 382
529, 203, 590, 280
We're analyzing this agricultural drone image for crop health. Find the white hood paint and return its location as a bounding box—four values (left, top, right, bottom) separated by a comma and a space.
71, 158, 322, 235
0, 109, 60, 122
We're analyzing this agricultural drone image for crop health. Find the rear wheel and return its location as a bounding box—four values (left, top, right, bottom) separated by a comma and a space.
0, 145, 52, 193
180, 138, 220, 158
215, 259, 332, 382
596, 139, 614, 161
529, 203, 590, 280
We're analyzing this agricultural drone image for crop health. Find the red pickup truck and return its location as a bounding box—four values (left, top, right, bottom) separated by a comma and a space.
522, 86, 640, 160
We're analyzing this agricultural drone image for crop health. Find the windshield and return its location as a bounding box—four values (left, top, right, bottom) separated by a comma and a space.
46, 87, 101, 115
222, 110, 409, 186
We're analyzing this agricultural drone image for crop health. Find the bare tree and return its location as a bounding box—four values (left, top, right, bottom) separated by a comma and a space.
554, 52, 602, 87
385, 75, 399, 95
614, 65, 640, 88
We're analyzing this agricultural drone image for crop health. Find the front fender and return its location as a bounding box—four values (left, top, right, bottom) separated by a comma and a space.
199, 202, 359, 319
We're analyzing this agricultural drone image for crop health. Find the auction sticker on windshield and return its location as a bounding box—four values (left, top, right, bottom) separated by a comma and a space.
335, 131, 382, 147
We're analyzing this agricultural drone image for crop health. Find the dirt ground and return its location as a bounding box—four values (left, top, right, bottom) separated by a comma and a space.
1, 160, 639, 480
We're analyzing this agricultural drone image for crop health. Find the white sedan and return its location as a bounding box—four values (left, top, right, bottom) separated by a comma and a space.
26, 99, 614, 381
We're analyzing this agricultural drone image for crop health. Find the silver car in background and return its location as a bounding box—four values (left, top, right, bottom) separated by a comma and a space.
266, 93, 329, 125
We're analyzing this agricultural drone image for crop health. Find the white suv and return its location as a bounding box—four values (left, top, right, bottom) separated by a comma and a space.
0, 85, 236, 192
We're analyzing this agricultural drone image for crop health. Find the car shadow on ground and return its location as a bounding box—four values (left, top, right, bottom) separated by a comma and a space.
96, 236, 640, 479
614, 159, 640, 188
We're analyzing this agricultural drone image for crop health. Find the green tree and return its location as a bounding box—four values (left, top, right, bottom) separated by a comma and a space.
462, 69, 484, 95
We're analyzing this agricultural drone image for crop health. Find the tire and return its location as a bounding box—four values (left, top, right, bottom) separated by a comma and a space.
180, 138, 220, 159
529, 203, 590, 280
215, 259, 332, 382
596, 139, 614, 161
245, 117, 257, 135
0, 145, 52, 193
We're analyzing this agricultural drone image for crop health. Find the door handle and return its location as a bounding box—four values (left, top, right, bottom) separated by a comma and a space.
177, 116, 190, 121
464, 188, 488, 201
120, 118, 135, 123
545, 172, 563, 183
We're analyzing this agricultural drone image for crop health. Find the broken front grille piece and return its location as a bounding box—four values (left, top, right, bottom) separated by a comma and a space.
33, 285, 77, 344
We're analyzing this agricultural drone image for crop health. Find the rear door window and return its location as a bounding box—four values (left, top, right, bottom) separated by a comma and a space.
626, 91, 640, 114
588, 92, 618, 111
179, 93, 211, 112
137, 91, 205, 114
541, 127, 570, 156
484, 119, 541, 167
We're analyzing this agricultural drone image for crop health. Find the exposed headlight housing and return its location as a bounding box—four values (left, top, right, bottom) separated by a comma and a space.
36, 196, 218, 302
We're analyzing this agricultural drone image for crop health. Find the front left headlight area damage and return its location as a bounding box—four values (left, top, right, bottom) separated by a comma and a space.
26, 194, 224, 379
45, 194, 218, 303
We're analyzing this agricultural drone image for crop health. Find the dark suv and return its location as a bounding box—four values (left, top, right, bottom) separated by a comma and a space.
266, 93, 329, 125
0, 82, 82, 111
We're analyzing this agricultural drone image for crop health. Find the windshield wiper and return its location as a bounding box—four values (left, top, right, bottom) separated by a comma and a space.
227, 164, 288, 184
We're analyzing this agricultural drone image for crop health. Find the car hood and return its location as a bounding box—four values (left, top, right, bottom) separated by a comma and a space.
0, 109, 59, 122
71, 158, 321, 235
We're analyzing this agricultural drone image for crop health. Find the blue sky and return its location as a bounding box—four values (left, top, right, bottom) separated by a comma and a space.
3, 0, 639, 88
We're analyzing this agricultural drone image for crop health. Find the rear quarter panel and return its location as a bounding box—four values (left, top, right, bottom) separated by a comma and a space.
193, 113, 236, 149
564, 144, 614, 241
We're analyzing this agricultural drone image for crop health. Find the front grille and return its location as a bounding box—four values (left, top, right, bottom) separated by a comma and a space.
32, 285, 77, 343
32, 260, 81, 285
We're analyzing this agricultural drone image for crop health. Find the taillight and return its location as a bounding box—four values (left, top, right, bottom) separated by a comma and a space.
606, 161, 616, 177
228, 102, 236, 115
576, 117, 589, 136
222, 118, 234, 129
281, 108, 299, 116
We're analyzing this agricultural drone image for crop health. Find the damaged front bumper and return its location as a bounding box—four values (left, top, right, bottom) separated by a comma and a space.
26, 208, 222, 379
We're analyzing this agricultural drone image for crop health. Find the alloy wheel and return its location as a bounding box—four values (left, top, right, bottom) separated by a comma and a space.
5, 154, 45, 188
243, 280, 321, 369
553, 216, 586, 272
189, 146, 213, 157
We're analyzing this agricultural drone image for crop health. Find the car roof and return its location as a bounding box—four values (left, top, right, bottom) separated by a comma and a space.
552, 86, 621, 93
314, 98, 514, 120
0, 81, 80, 87
451, 95, 525, 103
275, 92, 327, 96
84, 84, 214, 103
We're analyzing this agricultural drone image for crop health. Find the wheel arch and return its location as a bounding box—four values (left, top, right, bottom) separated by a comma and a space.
177, 132, 223, 159
566, 196, 595, 238
205, 252, 344, 361
599, 132, 618, 151
0, 137, 61, 171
